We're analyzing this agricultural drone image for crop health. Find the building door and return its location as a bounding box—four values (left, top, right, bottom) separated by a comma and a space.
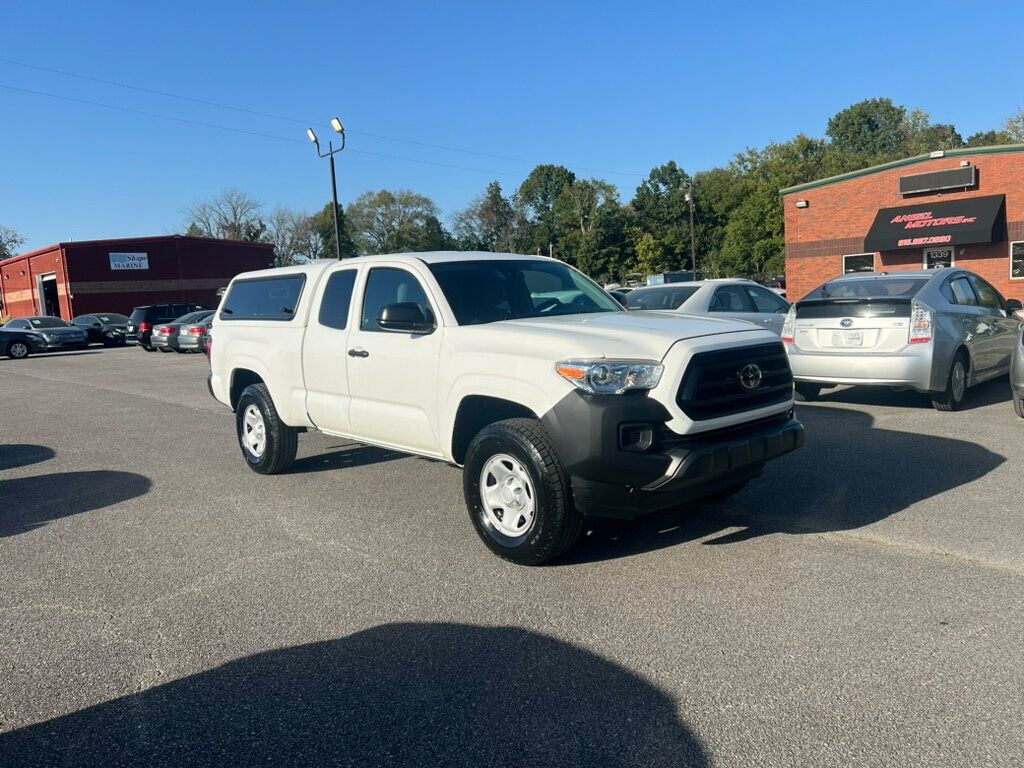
36, 273, 59, 316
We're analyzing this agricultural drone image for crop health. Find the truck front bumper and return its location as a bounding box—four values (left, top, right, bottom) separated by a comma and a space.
541, 391, 803, 520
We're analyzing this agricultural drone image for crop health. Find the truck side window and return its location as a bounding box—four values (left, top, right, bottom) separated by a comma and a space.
318, 270, 357, 330
360, 268, 431, 331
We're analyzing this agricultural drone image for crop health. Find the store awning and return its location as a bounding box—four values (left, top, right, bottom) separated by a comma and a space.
864, 194, 1006, 251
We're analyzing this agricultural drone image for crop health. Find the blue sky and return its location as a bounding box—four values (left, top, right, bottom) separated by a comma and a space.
2, 0, 1022, 252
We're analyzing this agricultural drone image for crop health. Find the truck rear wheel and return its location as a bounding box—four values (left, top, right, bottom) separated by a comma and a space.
236, 383, 298, 474
463, 418, 581, 566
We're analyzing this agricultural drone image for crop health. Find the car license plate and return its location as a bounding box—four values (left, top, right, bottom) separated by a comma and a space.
832, 330, 863, 347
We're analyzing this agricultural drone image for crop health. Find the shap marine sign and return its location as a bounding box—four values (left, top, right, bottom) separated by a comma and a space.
109, 252, 149, 270
863, 194, 1006, 251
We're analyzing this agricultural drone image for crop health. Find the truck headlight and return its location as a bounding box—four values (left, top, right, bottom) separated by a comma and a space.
555, 359, 663, 395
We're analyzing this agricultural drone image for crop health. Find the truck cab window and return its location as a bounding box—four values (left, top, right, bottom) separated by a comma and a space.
319, 269, 357, 330
360, 268, 431, 331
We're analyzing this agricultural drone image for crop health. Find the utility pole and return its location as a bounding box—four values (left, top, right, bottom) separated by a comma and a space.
306, 118, 347, 259
548, 242, 554, 259
685, 180, 697, 277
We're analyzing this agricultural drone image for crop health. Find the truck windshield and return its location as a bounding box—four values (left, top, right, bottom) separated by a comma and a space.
428, 260, 622, 325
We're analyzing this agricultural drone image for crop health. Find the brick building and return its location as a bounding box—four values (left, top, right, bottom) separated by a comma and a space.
781, 145, 1024, 302
0, 235, 274, 320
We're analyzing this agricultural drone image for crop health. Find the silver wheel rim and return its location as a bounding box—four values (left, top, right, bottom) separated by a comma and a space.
242, 404, 267, 457
952, 361, 966, 402
10, 343, 28, 358
479, 453, 536, 538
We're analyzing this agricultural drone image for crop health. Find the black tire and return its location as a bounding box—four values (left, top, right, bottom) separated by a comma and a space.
1014, 394, 1024, 419
794, 383, 822, 402
463, 418, 581, 566
932, 352, 969, 412
236, 383, 298, 474
702, 479, 749, 502
6, 341, 31, 360
141, 344, 155, 352
158, 347, 172, 353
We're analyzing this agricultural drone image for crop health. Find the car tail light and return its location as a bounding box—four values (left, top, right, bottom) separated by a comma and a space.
189, 327, 206, 335
138, 322, 151, 332
909, 300, 933, 344
781, 305, 797, 343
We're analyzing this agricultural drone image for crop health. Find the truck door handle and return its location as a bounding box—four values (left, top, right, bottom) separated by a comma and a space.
347, 348, 369, 358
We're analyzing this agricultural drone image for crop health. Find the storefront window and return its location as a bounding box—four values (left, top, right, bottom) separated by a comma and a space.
842, 253, 874, 274
924, 246, 955, 269
1011, 241, 1024, 280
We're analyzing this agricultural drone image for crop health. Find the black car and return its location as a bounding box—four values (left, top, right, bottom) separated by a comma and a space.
2, 317, 89, 352
127, 303, 207, 350
72, 312, 130, 346
0, 327, 48, 359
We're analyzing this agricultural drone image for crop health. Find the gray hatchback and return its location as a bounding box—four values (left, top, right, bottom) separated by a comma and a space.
784, 269, 1023, 411
1012, 323, 1024, 418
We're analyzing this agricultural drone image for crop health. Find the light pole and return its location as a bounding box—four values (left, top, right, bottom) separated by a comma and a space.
307, 117, 346, 259
684, 181, 697, 277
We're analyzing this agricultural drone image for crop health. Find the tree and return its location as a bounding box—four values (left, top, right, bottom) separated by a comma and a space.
827, 98, 910, 159
183, 189, 267, 242
1, 225, 24, 260
345, 189, 455, 255
630, 161, 693, 271
965, 129, 1014, 147
266, 207, 337, 267
515, 165, 576, 253
1006, 107, 1024, 143
453, 181, 519, 252
308, 202, 358, 260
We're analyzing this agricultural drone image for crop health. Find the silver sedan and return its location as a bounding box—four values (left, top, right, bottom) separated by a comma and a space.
1012, 323, 1024, 418
624, 279, 791, 334
784, 269, 1023, 411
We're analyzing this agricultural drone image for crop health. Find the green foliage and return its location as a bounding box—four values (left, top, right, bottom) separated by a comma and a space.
1, 224, 25, 260
345, 189, 455, 255
309, 202, 358, 260
453, 181, 521, 252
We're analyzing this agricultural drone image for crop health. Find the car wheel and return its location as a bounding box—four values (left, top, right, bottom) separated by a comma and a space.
236, 383, 298, 474
158, 347, 172, 353
1014, 394, 1024, 419
463, 418, 581, 565
932, 352, 969, 412
6, 341, 30, 360
794, 383, 822, 402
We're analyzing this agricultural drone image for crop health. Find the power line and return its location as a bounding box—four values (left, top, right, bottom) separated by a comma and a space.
0, 57, 644, 178
0, 83, 527, 178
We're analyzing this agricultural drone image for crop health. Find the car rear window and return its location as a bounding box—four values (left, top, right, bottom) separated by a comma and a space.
804, 278, 928, 301
220, 275, 306, 321
626, 286, 699, 310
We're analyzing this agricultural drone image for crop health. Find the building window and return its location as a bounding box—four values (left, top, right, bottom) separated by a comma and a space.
1011, 241, 1024, 281
843, 253, 875, 274
924, 246, 955, 269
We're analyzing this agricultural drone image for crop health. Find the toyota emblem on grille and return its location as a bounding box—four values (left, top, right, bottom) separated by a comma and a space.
840, 318, 854, 328
737, 363, 764, 391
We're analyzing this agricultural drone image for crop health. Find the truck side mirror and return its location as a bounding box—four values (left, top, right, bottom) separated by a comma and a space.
377, 303, 435, 334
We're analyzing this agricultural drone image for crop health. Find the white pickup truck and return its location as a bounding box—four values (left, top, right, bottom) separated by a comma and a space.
209, 252, 803, 564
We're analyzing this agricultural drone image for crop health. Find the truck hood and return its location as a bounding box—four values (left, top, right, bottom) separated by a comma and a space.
475, 310, 760, 361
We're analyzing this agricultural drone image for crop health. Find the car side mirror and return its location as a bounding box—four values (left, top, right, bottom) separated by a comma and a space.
1006, 298, 1023, 313
377, 302, 435, 334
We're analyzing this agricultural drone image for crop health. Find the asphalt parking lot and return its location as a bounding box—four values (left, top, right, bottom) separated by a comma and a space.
1, 346, 1022, 767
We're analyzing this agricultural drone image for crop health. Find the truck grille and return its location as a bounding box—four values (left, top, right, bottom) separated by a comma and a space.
676, 342, 792, 421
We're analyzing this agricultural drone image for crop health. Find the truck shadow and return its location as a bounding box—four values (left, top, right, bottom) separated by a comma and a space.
0, 470, 152, 538
0, 444, 56, 471
289, 443, 406, 473
811, 376, 1011, 411
566, 404, 1005, 563
0, 622, 708, 768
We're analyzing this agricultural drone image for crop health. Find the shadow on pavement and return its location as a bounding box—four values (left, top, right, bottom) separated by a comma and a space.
0, 470, 152, 538
0, 444, 56, 471
289, 443, 406, 474
0, 622, 708, 768
567, 403, 1005, 563
811, 376, 1011, 410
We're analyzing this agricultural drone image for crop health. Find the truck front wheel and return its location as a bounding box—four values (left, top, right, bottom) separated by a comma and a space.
236, 383, 298, 474
463, 418, 581, 566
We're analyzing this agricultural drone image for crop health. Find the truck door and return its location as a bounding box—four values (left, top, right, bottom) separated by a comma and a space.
345, 264, 443, 455
303, 266, 360, 435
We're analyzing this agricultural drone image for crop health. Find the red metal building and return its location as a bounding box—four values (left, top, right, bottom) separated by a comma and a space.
0, 235, 274, 320
782, 145, 1024, 302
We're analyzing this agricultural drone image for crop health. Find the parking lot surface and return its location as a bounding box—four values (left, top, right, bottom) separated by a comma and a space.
1, 347, 1022, 767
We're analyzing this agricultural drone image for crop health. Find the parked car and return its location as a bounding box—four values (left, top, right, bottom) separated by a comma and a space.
127, 304, 207, 350
0, 326, 47, 359
2, 316, 89, 352
1012, 323, 1024, 418
209, 252, 803, 565
199, 319, 213, 356
72, 313, 130, 346
150, 310, 214, 353
782, 269, 1024, 411
176, 312, 215, 353
624, 279, 791, 334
